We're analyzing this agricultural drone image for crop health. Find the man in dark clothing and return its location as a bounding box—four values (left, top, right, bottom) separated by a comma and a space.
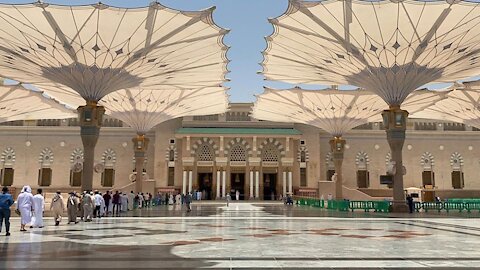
185, 193, 192, 212
0, 187, 14, 236
406, 195, 414, 213
103, 191, 111, 215
112, 191, 121, 215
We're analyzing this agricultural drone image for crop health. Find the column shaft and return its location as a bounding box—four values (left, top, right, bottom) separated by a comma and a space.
222, 170, 226, 197
182, 170, 187, 195
249, 170, 254, 199
288, 171, 293, 194
255, 171, 259, 199
216, 170, 221, 198
282, 171, 287, 196
188, 171, 193, 193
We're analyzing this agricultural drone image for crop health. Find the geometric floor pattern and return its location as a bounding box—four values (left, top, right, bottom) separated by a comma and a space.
1, 203, 480, 269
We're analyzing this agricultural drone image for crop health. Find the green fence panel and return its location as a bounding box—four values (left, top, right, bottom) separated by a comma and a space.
465, 202, 480, 213
444, 202, 464, 213
422, 202, 443, 212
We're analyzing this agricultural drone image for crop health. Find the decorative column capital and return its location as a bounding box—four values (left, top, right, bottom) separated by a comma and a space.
329, 137, 346, 160
132, 134, 150, 155
382, 108, 409, 132
78, 101, 105, 129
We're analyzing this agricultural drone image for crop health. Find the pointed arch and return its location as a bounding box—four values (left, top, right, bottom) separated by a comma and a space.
102, 148, 117, 169
355, 151, 369, 170
297, 145, 309, 163
39, 148, 54, 168
225, 138, 251, 162
1, 147, 15, 168
420, 152, 435, 170
165, 145, 177, 162
191, 138, 218, 161
258, 138, 284, 162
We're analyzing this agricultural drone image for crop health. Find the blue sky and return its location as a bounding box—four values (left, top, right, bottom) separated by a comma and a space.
3, 0, 469, 102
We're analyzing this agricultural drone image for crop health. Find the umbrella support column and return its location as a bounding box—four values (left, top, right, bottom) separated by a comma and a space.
329, 137, 346, 200
382, 107, 409, 212
133, 134, 149, 193
78, 101, 105, 192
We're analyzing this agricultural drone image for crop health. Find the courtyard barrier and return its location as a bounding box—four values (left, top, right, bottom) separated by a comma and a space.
413, 201, 480, 213
294, 197, 390, 212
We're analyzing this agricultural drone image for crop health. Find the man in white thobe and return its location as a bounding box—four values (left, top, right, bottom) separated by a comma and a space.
120, 193, 128, 212
31, 188, 45, 228
128, 191, 135, 211
16, 186, 33, 231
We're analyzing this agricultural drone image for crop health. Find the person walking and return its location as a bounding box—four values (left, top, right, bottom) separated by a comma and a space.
0, 187, 14, 236
406, 194, 414, 214
112, 191, 121, 214
82, 192, 94, 222
31, 188, 45, 228
226, 193, 231, 207
93, 191, 103, 218
103, 191, 111, 215
67, 192, 79, 224
185, 192, 192, 212
120, 193, 128, 212
50, 191, 65, 226
17, 186, 34, 232
128, 191, 135, 210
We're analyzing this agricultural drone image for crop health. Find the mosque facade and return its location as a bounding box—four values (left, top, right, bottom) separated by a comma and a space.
1, 103, 479, 200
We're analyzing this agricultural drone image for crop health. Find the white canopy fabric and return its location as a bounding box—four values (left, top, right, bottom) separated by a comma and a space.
410, 80, 480, 128
101, 86, 228, 133
262, 0, 480, 106
0, 2, 229, 107
253, 87, 445, 137
0, 83, 76, 123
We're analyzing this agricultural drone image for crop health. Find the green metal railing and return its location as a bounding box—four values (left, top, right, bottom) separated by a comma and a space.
294, 197, 390, 212
413, 201, 480, 213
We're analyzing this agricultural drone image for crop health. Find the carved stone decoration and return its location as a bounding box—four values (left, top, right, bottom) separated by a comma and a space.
0, 147, 15, 168
258, 138, 285, 160
450, 152, 464, 171
102, 148, 117, 169
191, 137, 219, 159
165, 145, 178, 162
225, 138, 252, 161
420, 152, 435, 171
38, 148, 54, 168
355, 151, 369, 170
297, 145, 309, 163
70, 148, 84, 165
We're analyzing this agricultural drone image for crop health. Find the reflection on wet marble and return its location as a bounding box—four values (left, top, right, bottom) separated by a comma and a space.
1, 203, 479, 269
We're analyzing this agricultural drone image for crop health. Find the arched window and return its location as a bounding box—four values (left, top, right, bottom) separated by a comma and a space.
355, 151, 370, 188
450, 152, 464, 189
229, 144, 246, 162
38, 148, 54, 186
261, 143, 280, 162
1, 147, 15, 186
420, 152, 435, 188
197, 144, 214, 161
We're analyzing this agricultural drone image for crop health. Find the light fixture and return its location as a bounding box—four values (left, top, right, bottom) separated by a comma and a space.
25, 140, 31, 147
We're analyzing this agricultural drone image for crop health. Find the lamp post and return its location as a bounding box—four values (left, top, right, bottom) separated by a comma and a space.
382, 106, 409, 212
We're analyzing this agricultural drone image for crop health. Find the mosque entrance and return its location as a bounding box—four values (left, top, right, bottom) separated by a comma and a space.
198, 173, 213, 200
230, 173, 245, 200
263, 173, 277, 200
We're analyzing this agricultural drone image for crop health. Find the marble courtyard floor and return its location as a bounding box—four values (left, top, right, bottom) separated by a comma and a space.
1, 203, 480, 269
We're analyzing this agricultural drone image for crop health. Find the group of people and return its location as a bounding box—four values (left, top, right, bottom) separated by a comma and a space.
0, 186, 162, 236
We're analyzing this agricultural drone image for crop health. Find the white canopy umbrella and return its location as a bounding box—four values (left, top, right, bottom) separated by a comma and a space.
101, 86, 229, 192
411, 80, 480, 129
0, 2, 230, 191
253, 87, 446, 198
261, 0, 480, 211
0, 83, 75, 123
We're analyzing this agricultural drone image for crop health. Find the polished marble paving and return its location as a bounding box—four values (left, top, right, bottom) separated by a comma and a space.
1, 202, 480, 269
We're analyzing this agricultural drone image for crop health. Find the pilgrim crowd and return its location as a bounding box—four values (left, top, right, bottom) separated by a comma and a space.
0, 185, 192, 236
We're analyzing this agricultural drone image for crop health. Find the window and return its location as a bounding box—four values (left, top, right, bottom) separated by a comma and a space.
300, 168, 307, 186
